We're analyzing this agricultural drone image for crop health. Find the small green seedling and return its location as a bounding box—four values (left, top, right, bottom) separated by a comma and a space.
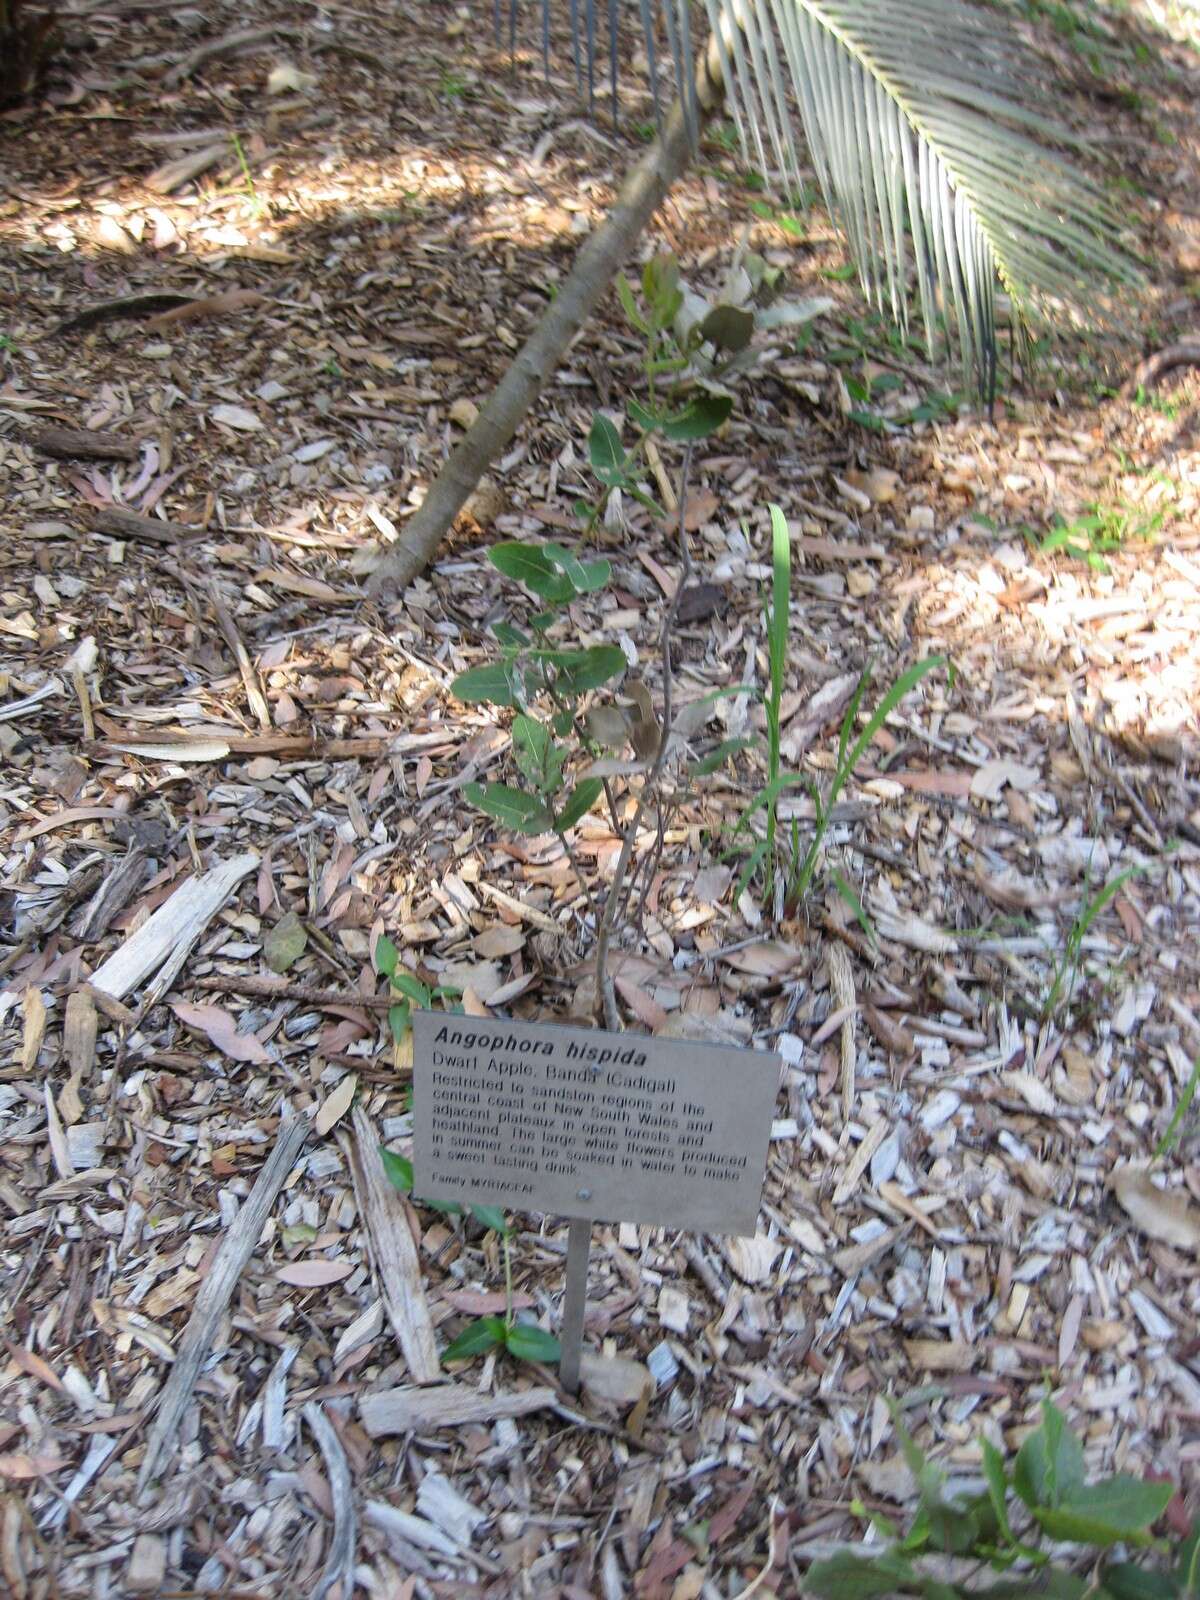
807, 1397, 1180, 1600
380, 1152, 560, 1367
373, 934, 460, 1043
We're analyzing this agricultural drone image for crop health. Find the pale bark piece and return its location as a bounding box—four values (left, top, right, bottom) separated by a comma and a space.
126, 1533, 166, 1595
207, 579, 271, 731
27, 425, 140, 462
74, 847, 151, 941
302, 1403, 356, 1600
90, 851, 259, 1002
138, 1115, 308, 1488
340, 1106, 439, 1383
828, 943, 856, 1123
359, 1383, 557, 1437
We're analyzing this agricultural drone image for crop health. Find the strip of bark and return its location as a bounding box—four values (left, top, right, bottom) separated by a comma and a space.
28, 426, 140, 461
90, 506, 204, 545
138, 1115, 309, 1487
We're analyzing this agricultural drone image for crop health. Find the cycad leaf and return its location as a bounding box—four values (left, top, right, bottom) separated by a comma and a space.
742, 0, 1136, 392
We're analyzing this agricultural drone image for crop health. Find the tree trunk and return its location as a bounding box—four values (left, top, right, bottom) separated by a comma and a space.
364, 55, 723, 598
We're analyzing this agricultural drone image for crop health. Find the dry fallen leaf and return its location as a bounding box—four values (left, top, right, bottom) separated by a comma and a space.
970, 758, 1040, 800
717, 941, 803, 977
147, 290, 264, 328
1111, 1166, 1200, 1252
316, 1073, 357, 1137
211, 403, 264, 433
171, 1001, 270, 1064
277, 1260, 355, 1288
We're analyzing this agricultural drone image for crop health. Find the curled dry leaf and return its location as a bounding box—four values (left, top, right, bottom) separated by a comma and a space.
1111, 1166, 1200, 1252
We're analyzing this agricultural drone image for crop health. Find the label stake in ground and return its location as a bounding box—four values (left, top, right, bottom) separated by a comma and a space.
413, 1011, 780, 1392
412, 1011, 778, 1237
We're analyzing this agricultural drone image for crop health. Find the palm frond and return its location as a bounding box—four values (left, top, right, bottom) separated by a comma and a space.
736, 0, 1136, 390
510, 0, 1137, 395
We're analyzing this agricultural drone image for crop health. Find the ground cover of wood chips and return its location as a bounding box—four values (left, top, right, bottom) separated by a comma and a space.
3, 0, 1200, 1594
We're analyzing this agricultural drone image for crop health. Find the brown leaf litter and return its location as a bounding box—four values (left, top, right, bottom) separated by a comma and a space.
1, 0, 1200, 1594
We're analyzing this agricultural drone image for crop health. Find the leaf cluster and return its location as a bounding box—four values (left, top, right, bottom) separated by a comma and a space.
808, 1400, 1186, 1600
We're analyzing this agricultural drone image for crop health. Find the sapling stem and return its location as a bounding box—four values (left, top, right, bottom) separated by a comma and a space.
594, 445, 695, 1028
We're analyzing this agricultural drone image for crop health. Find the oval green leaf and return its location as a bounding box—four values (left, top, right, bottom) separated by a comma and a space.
373, 932, 399, 979
469, 1203, 510, 1235
699, 304, 755, 352
489, 543, 573, 602
452, 662, 522, 708
660, 393, 734, 441
504, 1322, 562, 1364
379, 1147, 413, 1193
464, 782, 552, 835
442, 1316, 507, 1363
1034, 1478, 1175, 1546
552, 646, 627, 695
555, 777, 603, 832
588, 413, 626, 485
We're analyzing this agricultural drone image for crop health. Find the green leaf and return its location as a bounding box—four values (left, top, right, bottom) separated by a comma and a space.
1014, 1400, 1085, 1510
1176, 1518, 1200, 1595
687, 736, 755, 778
1101, 1566, 1180, 1600
263, 910, 307, 974
1034, 1477, 1174, 1546
452, 661, 524, 708
379, 1147, 413, 1193
373, 933, 399, 979
548, 646, 627, 695
388, 1000, 411, 1042
540, 542, 611, 594
391, 972, 432, 1006
420, 1196, 464, 1217
489, 542, 574, 602
512, 713, 565, 793
442, 1316, 507, 1363
1154, 1053, 1200, 1160
980, 1440, 1017, 1546
627, 396, 663, 433
975, 1575, 1089, 1600
699, 304, 755, 352
660, 393, 734, 441
492, 621, 530, 648
806, 1550, 920, 1599
464, 782, 552, 835
469, 1203, 509, 1235
504, 1322, 562, 1364
555, 778, 603, 832
616, 274, 650, 335
588, 413, 626, 486
831, 869, 876, 949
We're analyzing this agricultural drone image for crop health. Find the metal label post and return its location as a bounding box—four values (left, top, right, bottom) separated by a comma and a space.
558, 1216, 592, 1394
